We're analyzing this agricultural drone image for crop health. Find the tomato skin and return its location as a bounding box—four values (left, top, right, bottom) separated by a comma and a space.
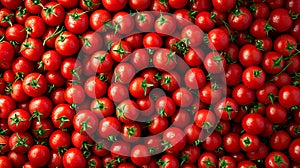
153, 48, 177, 71
274, 34, 297, 57
207, 28, 229, 50
194, 109, 216, 130
63, 148, 86, 168
130, 144, 151, 166
269, 8, 292, 32
84, 76, 107, 99
5, 24, 26, 43
158, 154, 179, 168
20, 37, 44, 62
223, 132, 240, 153
0, 156, 12, 168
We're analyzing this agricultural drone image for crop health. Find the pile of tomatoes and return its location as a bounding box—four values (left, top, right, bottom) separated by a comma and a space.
0, 0, 300, 167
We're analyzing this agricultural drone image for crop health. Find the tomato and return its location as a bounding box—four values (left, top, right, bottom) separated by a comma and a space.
269, 130, 290, 151
242, 66, 266, 89
180, 25, 204, 48
20, 37, 44, 61
129, 48, 150, 70
214, 98, 239, 120
89, 9, 111, 32
202, 132, 222, 151
27, 145, 50, 167
63, 148, 86, 168
51, 104, 75, 129
24, 16, 46, 38
194, 109, 216, 130
102, 0, 127, 11
110, 140, 130, 159
84, 76, 107, 99
273, 34, 297, 57
223, 132, 240, 153
0, 8, 14, 28
9, 132, 33, 154
5, 24, 26, 43
98, 117, 121, 139
0, 95, 16, 119
242, 113, 265, 135
278, 85, 300, 109
207, 28, 229, 50
110, 40, 132, 62
199, 82, 223, 105
289, 138, 300, 163
0, 156, 12, 168
218, 156, 236, 168
41, 2, 65, 27
157, 154, 179, 168
212, 0, 235, 12
49, 130, 71, 153
22, 73, 47, 97
172, 87, 193, 107
154, 14, 176, 36
204, 52, 226, 74
130, 144, 151, 166
162, 127, 186, 153
269, 8, 293, 33
198, 152, 217, 168
265, 103, 287, 124
232, 84, 255, 105
8, 109, 31, 132
265, 151, 289, 168
228, 7, 252, 31
65, 8, 89, 34
55, 31, 80, 57
79, 0, 101, 11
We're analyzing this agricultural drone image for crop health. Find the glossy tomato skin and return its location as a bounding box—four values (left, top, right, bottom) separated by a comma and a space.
22, 73, 48, 97
242, 113, 265, 135
41, 2, 65, 27
55, 31, 80, 57
102, 0, 127, 12
242, 66, 266, 89
51, 104, 75, 129
228, 7, 252, 31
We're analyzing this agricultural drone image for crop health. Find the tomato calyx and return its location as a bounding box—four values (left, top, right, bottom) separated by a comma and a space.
172, 38, 189, 55
33, 125, 48, 138
126, 126, 137, 137
166, 51, 177, 65
203, 158, 215, 167
15, 72, 24, 81
70, 66, 81, 80
0, 128, 8, 136
70, 10, 87, 21
17, 6, 27, 17
32, 0, 44, 8
81, 141, 93, 151
83, 0, 100, 11
113, 42, 130, 59
219, 159, 230, 168
255, 40, 266, 51
107, 135, 117, 142
28, 75, 41, 88
94, 54, 106, 64
93, 99, 107, 111
253, 70, 262, 78
10, 113, 25, 127
137, 12, 146, 23
158, 108, 167, 117
188, 10, 197, 20
158, 0, 168, 8
272, 56, 283, 68
180, 154, 190, 166
157, 159, 170, 167
242, 136, 252, 148
30, 110, 42, 122
219, 103, 236, 120
56, 116, 70, 128
289, 10, 299, 20
58, 146, 67, 155
285, 41, 300, 56
20, 41, 33, 51
11, 133, 29, 150
148, 147, 158, 155
157, 14, 169, 26
264, 23, 275, 36
2, 14, 13, 26
43, 3, 60, 18
231, 7, 245, 19
80, 119, 92, 134
141, 78, 153, 96
79, 35, 91, 47
274, 154, 288, 167
88, 160, 96, 167
116, 104, 128, 121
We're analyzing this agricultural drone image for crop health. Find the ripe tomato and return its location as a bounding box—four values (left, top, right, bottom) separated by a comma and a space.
63, 148, 86, 168
27, 145, 50, 167
22, 73, 48, 97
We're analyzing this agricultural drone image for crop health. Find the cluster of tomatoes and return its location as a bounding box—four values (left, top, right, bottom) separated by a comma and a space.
0, 0, 300, 167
